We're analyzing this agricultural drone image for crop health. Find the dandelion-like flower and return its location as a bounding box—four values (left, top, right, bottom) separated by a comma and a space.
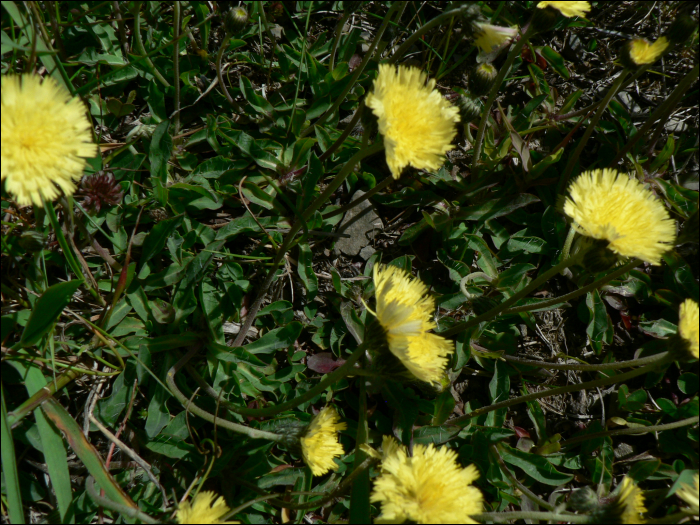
563, 169, 675, 265
300, 406, 347, 476
365, 64, 460, 179
536, 1, 591, 17
676, 474, 699, 516
371, 436, 483, 524
625, 37, 669, 66
618, 477, 646, 524
1, 75, 97, 207
679, 299, 699, 359
473, 22, 518, 54
370, 264, 454, 384
176, 491, 237, 524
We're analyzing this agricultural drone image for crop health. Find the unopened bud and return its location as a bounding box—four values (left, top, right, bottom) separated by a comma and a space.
469, 63, 498, 97
457, 95, 481, 124
224, 6, 249, 35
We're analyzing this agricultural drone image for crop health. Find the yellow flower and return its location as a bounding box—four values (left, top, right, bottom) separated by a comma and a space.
473, 23, 518, 54
176, 491, 237, 524
1, 75, 97, 207
371, 264, 454, 384
365, 64, 460, 179
676, 474, 699, 516
563, 169, 675, 265
300, 406, 347, 476
627, 37, 669, 66
618, 477, 646, 524
679, 299, 699, 359
536, 1, 591, 17
371, 436, 483, 524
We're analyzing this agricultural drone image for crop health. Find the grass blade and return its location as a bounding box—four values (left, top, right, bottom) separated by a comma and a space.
1, 385, 25, 524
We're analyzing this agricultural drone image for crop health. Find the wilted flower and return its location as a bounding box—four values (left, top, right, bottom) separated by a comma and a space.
563, 169, 676, 265
365, 64, 460, 179
678, 299, 699, 359
536, 1, 591, 17
176, 491, 237, 524
371, 436, 483, 524
622, 37, 669, 68
676, 474, 699, 516
80, 173, 124, 213
369, 264, 453, 384
300, 407, 347, 476
473, 22, 518, 54
617, 477, 646, 524
1, 75, 97, 207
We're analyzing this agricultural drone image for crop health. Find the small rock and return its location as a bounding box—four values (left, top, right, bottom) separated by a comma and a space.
334, 189, 383, 257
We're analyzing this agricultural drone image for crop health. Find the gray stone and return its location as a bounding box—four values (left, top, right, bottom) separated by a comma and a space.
334, 190, 383, 257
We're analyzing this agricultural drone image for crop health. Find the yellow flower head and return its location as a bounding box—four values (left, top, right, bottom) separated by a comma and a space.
371, 436, 483, 524
371, 264, 454, 384
1, 74, 97, 207
626, 37, 669, 66
679, 299, 699, 359
618, 477, 646, 524
536, 1, 591, 17
563, 169, 676, 265
176, 491, 237, 524
365, 64, 460, 179
473, 22, 518, 54
676, 473, 699, 516
300, 406, 347, 476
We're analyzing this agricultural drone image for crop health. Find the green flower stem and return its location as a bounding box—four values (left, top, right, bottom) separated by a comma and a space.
611, 64, 699, 166
133, 4, 171, 88
85, 476, 159, 524
474, 511, 591, 523
388, 4, 473, 66
560, 70, 629, 185
490, 444, 554, 511
561, 225, 576, 261
502, 350, 669, 372
322, 175, 393, 219
300, 2, 403, 138
166, 352, 284, 442
172, 2, 181, 136
171, 341, 368, 419
560, 416, 699, 449
215, 34, 244, 114
645, 511, 699, 524
448, 354, 672, 427
232, 142, 384, 347
504, 258, 641, 315
441, 251, 584, 338
472, 24, 537, 171
44, 200, 103, 305
329, 10, 352, 72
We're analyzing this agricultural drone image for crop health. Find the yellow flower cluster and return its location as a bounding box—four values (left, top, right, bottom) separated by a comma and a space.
536, 1, 591, 17
473, 22, 518, 54
627, 37, 669, 66
563, 169, 676, 265
366, 64, 460, 179
371, 264, 454, 384
371, 436, 483, 524
679, 299, 699, 359
1, 75, 97, 207
618, 477, 646, 524
176, 491, 237, 524
300, 406, 347, 476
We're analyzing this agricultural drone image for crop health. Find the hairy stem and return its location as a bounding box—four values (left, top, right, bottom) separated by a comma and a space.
560, 416, 699, 448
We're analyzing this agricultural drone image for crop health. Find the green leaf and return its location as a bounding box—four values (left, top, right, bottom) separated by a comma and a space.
432, 390, 456, 426
20, 280, 83, 347
457, 194, 540, 221
486, 361, 510, 427
242, 322, 303, 354
499, 444, 574, 485
139, 214, 184, 269
627, 459, 661, 483
149, 120, 172, 183
297, 243, 318, 300
540, 45, 570, 78
239, 75, 274, 116
583, 290, 613, 353
1, 385, 24, 524
678, 373, 698, 395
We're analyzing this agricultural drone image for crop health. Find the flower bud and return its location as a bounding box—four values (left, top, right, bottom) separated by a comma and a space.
468, 63, 498, 97
224, 6, 249, 35
456, 95, 481, 124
